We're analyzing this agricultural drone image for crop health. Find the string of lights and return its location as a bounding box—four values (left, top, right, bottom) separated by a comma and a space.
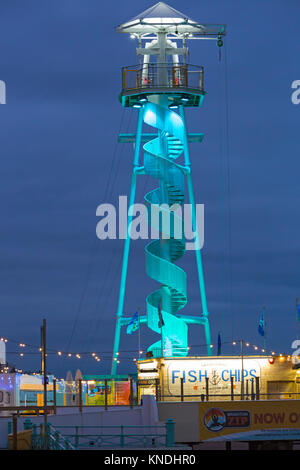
0, 334, 293, 366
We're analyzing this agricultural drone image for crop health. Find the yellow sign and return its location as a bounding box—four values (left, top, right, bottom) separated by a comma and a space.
87, 381, 115, 406
199, 400, 300, 441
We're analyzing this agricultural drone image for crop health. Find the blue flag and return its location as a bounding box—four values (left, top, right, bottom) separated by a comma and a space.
217, 333, 222, 356
298, 305, 300, 321
126, 311, 139, 335
258, 311, 265, 337
158, 303, 165, 329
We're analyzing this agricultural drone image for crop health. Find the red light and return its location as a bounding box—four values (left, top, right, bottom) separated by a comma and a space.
268, 357, 275, 365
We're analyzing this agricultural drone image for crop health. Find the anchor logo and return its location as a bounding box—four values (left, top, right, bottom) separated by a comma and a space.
210, 369, 221, 386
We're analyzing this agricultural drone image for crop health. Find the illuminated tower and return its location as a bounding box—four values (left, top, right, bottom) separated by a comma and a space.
111, 2, 225, 373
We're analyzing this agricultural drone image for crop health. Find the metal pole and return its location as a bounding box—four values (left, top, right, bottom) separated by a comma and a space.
155, 378, 161, 402
297, 298, 299, 342
138, 306, 141, 360
75, 426, 79, 450
240, 339, 244, 400
264, 307, 267, 351
180, 377, 184, 402
179, 106, 212, 355
251, 378, 255, 401
40, 325, 44, 378
255, 376, 260, 401
42, 319, 48, 449
160, 300, 163, 358
165, 419, 175, 447
79, 379, 83, 413
205, 377, 209, 401
130, 378, 133, 408
53, 379, 56, 415
111, 107, 144, 374
136, 379, 139, 405
12, 414, 17, 450
225, 441, 231, 451
230, 376, 234, 401
104, 379, 108, 411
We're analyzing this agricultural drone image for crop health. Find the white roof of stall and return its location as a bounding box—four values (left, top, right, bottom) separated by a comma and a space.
0, 340, 5, 364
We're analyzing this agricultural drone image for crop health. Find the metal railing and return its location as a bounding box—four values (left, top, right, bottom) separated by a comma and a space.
122, 63, 204, 92
2, 405, 55, 416
8, 418, 174, 450
30, 423, 75, 450
7, 419, 74, 450
144, 377, 300, 402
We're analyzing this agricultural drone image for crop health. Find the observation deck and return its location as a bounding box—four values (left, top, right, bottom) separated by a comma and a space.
120, 63, 205, 108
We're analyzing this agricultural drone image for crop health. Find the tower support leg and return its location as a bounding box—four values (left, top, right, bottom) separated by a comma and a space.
111, 108, 144, 374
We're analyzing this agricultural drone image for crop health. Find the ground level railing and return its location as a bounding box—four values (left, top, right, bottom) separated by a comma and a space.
7, 418, 74, 450
31, 423, 75, 450
7, 419, 175, 450
47, 421, 174, 449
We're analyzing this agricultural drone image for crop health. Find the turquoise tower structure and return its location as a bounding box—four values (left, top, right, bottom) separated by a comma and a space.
111, 2, 225, 373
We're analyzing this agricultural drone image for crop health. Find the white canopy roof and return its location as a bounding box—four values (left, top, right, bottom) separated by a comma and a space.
116, 2, 225, 36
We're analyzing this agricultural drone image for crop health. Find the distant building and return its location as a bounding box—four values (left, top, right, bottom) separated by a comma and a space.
0, 340, 6, 365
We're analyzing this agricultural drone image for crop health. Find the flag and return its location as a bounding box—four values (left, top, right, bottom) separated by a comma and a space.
298, 305, 300, 322
258, 311, 265, 337
126, 311, 139, 335
217, 333, 222, 356
158, 303, 165, 329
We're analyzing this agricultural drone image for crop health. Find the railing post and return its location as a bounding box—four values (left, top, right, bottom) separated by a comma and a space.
54, 430, 60, 450
12, 414, 17, 450
46, 423, 51, 449
165, 419, 174, 447
130, 379, 133, 408
180, 377, 184, 402
230, 376, 234, 401
155, 378, 161, 402
255, 376, 260, 400
205, 377, 209, 401
23, 418, 32, 430
246, 379, 249, 400
120, 425, 124, 447
53, 379, 57, 414
75, 426, 79, 449
122, 68, 126, 90
184, 64, 187, 87
136, 380, 139, 405
32, 424, 37, 449
40, 423, 44, 449
251, 378, 255, 400
65, 438, 71, 450
79, 379, 83, 413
